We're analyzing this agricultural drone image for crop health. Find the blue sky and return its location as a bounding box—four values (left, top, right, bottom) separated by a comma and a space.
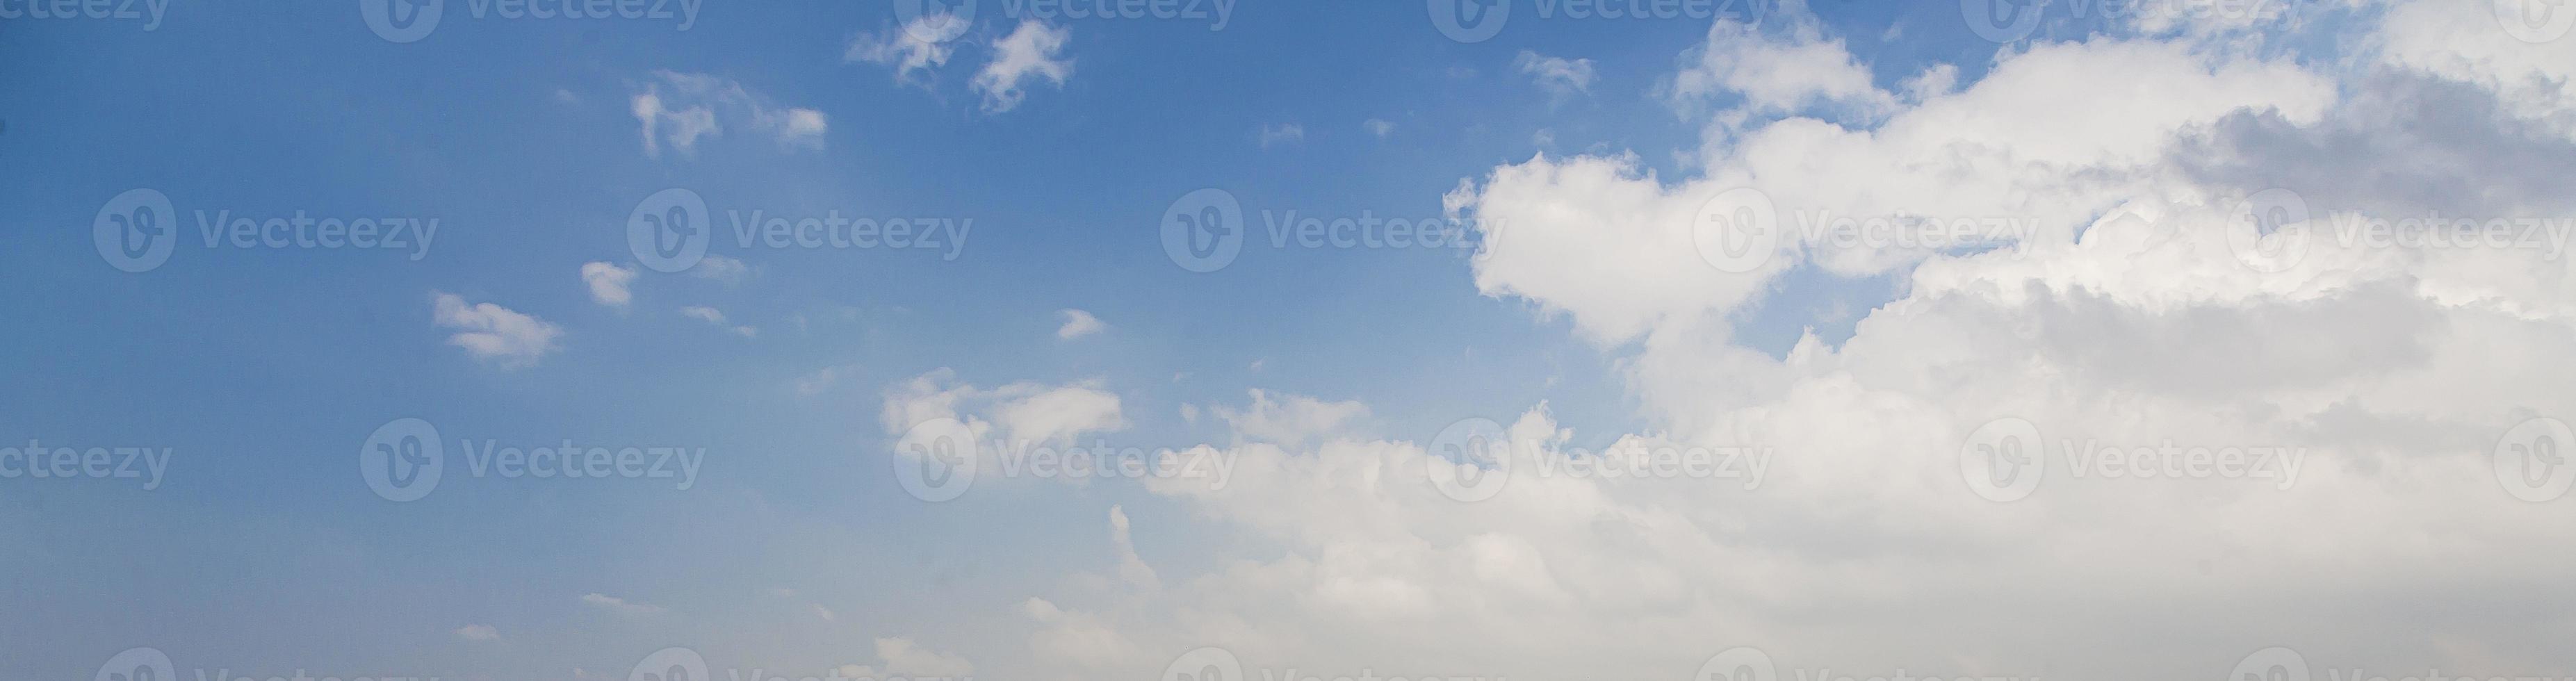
10, 1, 2576, 680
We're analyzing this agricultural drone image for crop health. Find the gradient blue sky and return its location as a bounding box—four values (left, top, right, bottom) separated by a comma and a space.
17, 1, 2570, 680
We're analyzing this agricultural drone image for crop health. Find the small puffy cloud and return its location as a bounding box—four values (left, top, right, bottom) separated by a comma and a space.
631, 70, 827, 157
680, 306, 757, 338
690, 254, 751, 285
972, 20, 1073, 113
1056, 309, 1106, 339
580, 261, 637, 309
1364, 118, 1396, 138
1258, 122, 1305, 148
873, 638, 975, 678
1663, 6, 1896, 120
846, 15, 961, 87
454, 624, 500, 641
579, 593, 663, 616
1515, 50, 1597, 99
431, 293, 562, 369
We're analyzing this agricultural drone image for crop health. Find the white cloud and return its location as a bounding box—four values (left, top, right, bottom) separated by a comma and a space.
972, 20, 1073, 113
1258, 122, 1305, 148
1364, 118, 1396, 138
881, 370, 1127, 450
1664, 2, 1897, 121
631, 71, 828, 158
578, 593, 663, 616
927, 4, 2576, 680
846, 15, 962, 87
1209, 389, 1369, 449
580, 261, 636, 309
1057, 309, 1106, 339
680, 306, 757, 338
431, 293, 562, 369
872, 639, 977, 678
453, 624, 500, 641
1514, 50, 1597, 100
690, 254, 751, 285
